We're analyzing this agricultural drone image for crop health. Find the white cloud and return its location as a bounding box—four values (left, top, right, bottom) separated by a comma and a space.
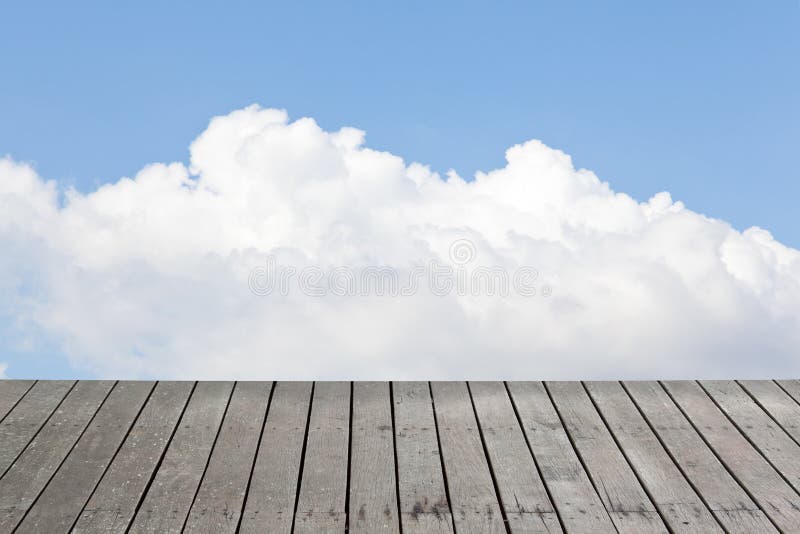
1, 104, 799, 379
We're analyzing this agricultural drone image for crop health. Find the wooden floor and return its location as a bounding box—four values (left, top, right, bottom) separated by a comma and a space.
1, 381, 799, 533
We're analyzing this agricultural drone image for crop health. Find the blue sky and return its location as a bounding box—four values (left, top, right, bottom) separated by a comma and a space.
1, 2, 799, 380
2, 1, 798, 245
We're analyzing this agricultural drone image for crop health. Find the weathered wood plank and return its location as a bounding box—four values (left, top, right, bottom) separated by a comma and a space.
0, 380, 35, 423
184, 381, 272, 533
348, 382, 400, 533
72, 381, 195, 533
624, 381, 776, 533
469, 381, 561, 533
585, 381, 722, 533
663, 380, 800, 532
701, 380, 800, 493
392, 381, 454, 534
776, 380, 800, 405
1, 379, 798, 534
293, 381, 350, 534
713, 510, 780, 533
506, 381, 616, 533
239, 381, 312, 534
0, 380, 114, 533
0, 380, 74, 477
16, 381, 154, 533
546, 381, 667, 533
739, 380, 800, 445
504, 512, 562, 534
430, 381, 506, 534
129, 381, 234, 533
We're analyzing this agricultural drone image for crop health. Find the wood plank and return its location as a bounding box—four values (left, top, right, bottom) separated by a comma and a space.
239, 381, 312, 534
348, 382, 400, 533
184, 381, 272, 533
293, 381, 350, 534
430, 381, 505, 534
663, 380, 800, 532
73, 381, 195, 533
16, 381, 154, 533
392, 381, 454, 534
129, 381, 233, 533
506, 381, 616, 533
0, 380, 115, 533
776, 380, 800, 405
585, 381, 722, 532
624, 381, 776, 533
739, 380, 800, 445
0, 380, 35, 423
701, 380, 800, 493
546, 381, 667, 533
469, 381, 561, 533
2, 379, 798, 534
0, 380, 74, 477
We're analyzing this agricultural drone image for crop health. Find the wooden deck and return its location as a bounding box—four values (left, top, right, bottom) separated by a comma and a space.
1, 381, 799, 533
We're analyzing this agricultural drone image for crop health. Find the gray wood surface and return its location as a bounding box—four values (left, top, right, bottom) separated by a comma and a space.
469, 381, 561, 533
293, 381, 350, 534
16, 381, 154, 533
0, 380, 114, 533
239, 381, 313, 534
546, 381, 667, 533
624, 381, 776, 533
392, 381, 454, 534
506, 381, 616, 533
73, 381, 194, 533
430, 381, 506, 534
0, 380, 74, 477
184, 381, 272, 533
663, 380, 800, 532
585, 381, 722, 532
0, 380, 34, 423
348, 382, 400, 534
739, 380, 800, 445
701, 380, 800, 493
128, 381, 234, 534
776, 379, 800, 405
1, 379, 799, 533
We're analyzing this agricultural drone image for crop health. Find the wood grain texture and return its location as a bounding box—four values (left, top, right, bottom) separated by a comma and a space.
129, 381, 234, 534
506, 381, 616, 534
0, 380, 35, 423
701, 380, 800, 493
392, 381, 454, 534
73, 381, 195, 533
545, 381, 667, 534
430, 381, 506, 534
0, 379, 797, 533
624, 381, 776, 533
0, 380, 114, 533
0, 380, 74, 477
776, 379, 800, 405
739, 380, 800, 446
585, 381, 722, 533
184, 381, 272, 533
16, 381, 154, 534
470, 381, 561, 533
293, 381, 350, 534
239, 381, 312, 534
663, 380, 800, 532
348, 382, 400, 534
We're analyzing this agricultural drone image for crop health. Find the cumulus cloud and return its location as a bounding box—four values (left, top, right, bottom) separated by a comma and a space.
1, 105, 799, 379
